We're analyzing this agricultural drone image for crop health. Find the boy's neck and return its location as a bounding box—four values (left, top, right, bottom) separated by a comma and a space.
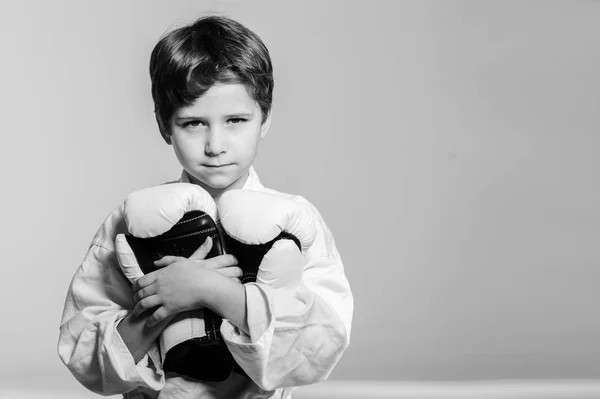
184, 170, 250, 200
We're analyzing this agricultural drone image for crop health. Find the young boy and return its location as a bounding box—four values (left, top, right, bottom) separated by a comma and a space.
58, 15, 353, 399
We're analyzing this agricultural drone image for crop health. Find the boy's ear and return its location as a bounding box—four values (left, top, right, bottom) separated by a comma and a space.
260, 111, 272, 139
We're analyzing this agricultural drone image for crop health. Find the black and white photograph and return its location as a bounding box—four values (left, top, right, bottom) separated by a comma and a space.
0, 1, 599, 398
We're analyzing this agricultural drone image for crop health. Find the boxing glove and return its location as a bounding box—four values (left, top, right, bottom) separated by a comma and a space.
217, 189, 317, 376
115, 183, 234, 381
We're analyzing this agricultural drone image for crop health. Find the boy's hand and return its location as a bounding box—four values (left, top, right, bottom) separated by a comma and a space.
131, 237, 242, 327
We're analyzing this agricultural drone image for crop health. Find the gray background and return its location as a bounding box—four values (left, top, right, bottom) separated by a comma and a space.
0, 0, 599, 392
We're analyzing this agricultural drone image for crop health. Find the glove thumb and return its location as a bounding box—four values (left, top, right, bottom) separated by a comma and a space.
115, 233, 144, 283
258, 239, 305, 289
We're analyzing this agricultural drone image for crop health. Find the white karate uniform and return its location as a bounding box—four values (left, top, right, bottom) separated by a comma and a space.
58, 167, 353, 398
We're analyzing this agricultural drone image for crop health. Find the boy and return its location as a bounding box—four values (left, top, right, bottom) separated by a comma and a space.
58, 15, 353, 399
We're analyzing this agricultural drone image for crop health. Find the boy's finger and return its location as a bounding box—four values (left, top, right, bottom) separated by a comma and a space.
133, 285, 157, 303
189, 236, 213, 261
204, 254, 238, 269
219, 266, 243, 279
154, 256, 184, 268
146, 306, 169, 328
133, 295, 160, 317
132, 273, 157, 292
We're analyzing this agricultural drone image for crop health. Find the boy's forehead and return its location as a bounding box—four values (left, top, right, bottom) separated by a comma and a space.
175, 83, 258, 117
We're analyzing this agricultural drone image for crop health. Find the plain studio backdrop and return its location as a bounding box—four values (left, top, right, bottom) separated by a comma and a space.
0, 0, 599, 396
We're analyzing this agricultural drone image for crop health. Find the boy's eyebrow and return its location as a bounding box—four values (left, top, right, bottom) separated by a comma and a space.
174, 112, 254, 120
224, 113, 253, 118
174, 116, 203, 121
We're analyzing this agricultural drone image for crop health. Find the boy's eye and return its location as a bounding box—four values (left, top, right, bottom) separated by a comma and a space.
228, 118, 247, 124
182, 120, 205, 128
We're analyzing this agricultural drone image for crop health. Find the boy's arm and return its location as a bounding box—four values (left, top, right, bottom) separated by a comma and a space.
116, 311, 174, 364
58, 209, 166, 395
217, 197, 353, 391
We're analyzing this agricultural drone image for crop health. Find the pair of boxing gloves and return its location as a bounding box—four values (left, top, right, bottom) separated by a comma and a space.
114, 183, 316, 382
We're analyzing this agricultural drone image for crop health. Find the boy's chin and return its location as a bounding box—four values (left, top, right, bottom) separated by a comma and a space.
187, 172, 244, 191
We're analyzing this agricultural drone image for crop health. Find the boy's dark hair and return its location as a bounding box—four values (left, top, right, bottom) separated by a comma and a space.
150, 15, 274, 141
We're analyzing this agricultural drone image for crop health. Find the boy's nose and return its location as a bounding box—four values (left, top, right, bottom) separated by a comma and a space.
205, 129, 227, 156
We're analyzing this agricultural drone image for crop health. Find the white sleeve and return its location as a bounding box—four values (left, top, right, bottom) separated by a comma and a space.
220, 197, 353, 391
57, 208, 165, 395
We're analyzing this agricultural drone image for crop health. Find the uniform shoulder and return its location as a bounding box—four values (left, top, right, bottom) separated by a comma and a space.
90, 202, 127, 252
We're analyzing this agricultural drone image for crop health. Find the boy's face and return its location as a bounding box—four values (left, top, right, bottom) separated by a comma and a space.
168, 83, 270, 196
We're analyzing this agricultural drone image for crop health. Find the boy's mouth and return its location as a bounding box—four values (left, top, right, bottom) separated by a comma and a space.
203, 163, 232, 168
